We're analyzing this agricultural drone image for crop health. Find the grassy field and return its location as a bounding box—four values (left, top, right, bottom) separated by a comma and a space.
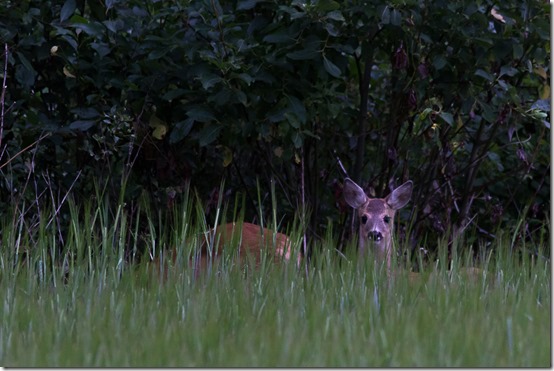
0, 200, 550, 367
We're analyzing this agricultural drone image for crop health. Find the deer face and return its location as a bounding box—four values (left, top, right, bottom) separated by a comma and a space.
343, 178, 413, 268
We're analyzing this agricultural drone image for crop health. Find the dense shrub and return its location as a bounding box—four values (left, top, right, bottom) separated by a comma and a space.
0, 0, 549, 260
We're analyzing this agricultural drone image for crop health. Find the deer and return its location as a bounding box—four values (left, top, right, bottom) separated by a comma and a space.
155, 222, 301, 278
343, 177, 413, 271
342, 177, 485, 282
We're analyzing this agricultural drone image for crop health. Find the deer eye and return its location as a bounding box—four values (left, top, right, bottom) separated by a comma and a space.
383, 216, 391, 224
361, 215, 368, 224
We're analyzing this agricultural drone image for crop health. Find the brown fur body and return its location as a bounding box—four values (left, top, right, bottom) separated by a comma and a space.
155, 222, 300, 277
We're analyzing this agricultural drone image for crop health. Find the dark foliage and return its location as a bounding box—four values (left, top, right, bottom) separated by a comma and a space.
0, 0, 549, 261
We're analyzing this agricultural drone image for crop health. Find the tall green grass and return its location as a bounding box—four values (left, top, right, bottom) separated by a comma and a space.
0, 193, 550, 367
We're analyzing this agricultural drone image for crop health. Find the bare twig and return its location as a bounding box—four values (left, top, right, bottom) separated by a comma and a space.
45, 169, 82, 230
0, 132, 51, 171
332, 149, 349, 178
0, 43, 7, 155
300, 147, 309, 276
0, 43, 16, 171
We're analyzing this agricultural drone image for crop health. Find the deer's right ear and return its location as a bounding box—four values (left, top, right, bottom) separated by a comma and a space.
386, 180, 413, 210
343, 178, 368, 209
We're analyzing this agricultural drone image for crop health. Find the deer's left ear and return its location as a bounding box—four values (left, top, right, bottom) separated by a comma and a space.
386, 181, 413, 210
343, 178, 368, 209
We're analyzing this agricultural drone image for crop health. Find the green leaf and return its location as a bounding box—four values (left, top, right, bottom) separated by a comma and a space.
69, 120, 96, 131
235, 73, 254, 85
326, 10, 345, 22
60, 0, 76, 22
439, 112, 454, 126
499, 66, 518, 77
380, 6, 390, 24
148, 48, 170, 60
263, 31, 293, 44
286, 48, 319, 60
15, 52, 34, 72
475, 69, 494, 81
284, 112, 300, 129
69, 16, 104, 37
169, 119, 194, 143
198, 124, 222, 146
287, 96, 307, 124
187, 107, 216, 122
323, 56, 341, 77
479, 101, 496, 123
71, 107, 100, 119
53, 27, 78, 50
390, 8, 402, 26
302, 129, 321, 140
292, 131, 303, 148
315, 0, 340, 12
419, 108, 433, 121
432, 55, 447, 70
237, 0, 259, 10
487, 151, 504, 171
473, 37, 494, 46
198, 73, 222, 89
15, 64, 37, 88
325, 23, 339, 37
91, 42, 111, 58
103, 20, 122, 33
149, 115, 167, 140
420, 33, 432, 44
531, 99, 550, 112
235, 90, 248, 105
162, 89, 188, 101
210, 88, 232, 106
512, 43, 523, 59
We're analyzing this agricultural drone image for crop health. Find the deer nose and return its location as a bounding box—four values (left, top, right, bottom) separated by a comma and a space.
368, 231, 383, 241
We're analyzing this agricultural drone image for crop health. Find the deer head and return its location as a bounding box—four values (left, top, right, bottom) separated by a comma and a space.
343, 178, 413, 269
